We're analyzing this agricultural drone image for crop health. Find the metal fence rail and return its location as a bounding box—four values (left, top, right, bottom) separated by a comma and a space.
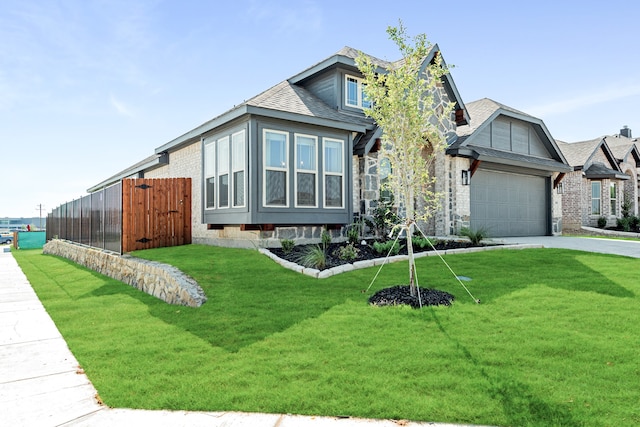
46, 182, 123, 253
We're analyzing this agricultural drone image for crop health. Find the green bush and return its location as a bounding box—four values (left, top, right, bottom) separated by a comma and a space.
321, 228, 332, 248
346, 223, 361, 245
412, 235, 435, 249
335, 243, 360, 261
458, 226, 489, 245
280, 239, 295, 254
617, 217, 631, 232
372, 240, 403, 256
371, 195, 400, 237
597, 216, 607, 229
295, 245, 327, 270
631, 215, 640, 230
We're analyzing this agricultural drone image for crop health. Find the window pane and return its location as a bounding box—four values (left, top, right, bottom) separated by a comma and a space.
219, 174, 229, 207
610, 183, 617, 215
296, 136, 316, 171
234, 171, 245, 206
232, 131, 245, 171
266, 170, 286, 206
325, 175, 342, 207
592, 182, 600, 198
217, 137, 229, 174
266, 132, 287, 168
297, 173, 315, 206
324, 140, 343, 173
346, 77, 358, 106
206, 177, 215, 209
204, 142, 215, 177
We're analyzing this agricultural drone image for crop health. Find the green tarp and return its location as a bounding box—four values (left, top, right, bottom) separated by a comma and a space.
16, 231, 46, 249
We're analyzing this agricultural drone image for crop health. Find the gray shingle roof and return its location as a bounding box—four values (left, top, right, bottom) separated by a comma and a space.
455, 98, 534, 139
584, 162, 629, 180
246, 80, 372, 127
555, 138, 603, 167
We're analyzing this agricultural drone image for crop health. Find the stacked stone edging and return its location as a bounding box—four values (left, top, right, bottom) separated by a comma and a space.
43, 240, 206, 307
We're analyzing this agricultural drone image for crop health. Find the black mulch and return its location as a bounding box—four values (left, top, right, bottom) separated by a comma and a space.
269, 239, 484, 271
368, 285, 455, 308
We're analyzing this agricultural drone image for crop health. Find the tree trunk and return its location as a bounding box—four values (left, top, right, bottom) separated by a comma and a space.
406, 222, 417, 297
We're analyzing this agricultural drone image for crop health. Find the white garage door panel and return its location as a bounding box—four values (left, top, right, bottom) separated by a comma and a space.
471, 170, 547, 237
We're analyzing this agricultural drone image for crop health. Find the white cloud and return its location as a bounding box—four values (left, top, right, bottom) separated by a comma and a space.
110, 93, 135, 117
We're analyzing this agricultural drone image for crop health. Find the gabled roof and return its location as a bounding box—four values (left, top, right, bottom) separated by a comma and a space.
556, 137, 625, 176
448, 98, 571, 172
603, 134, 640, 167
289, 45, 469, 126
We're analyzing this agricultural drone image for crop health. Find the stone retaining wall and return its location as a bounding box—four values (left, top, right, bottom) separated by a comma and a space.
43, 240, 206, 307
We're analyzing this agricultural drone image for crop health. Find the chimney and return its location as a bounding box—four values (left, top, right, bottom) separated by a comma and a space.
621, 125, 632, 138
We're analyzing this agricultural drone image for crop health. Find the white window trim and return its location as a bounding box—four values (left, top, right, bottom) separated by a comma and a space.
217, 136, 230, 209
232, 130, 246, 208
591, 181, 601, 215
294, 133, 318, 208
203, 137, 216, 210
263, 129, 290, 208
323, 137, 345, 209
610, 182, 617, 216
345, 74, 370, 109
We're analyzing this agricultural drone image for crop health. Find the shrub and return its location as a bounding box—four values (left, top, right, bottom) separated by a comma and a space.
373, 240, 403, 256
280, 239, 295, 254
631, 215, 640, 231
321, 228, 332, 248
371, 195, 400, 237
295, 245, 327, 270
617, 217, 631, 232
346, 223, 361, 245
622, 196, 632, 218
335, 242, 360, 261
597, 216, 607, 229
458, 227, 489, 245
412, 235, 435, 250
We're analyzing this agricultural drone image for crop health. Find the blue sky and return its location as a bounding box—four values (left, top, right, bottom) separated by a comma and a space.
1, 0, 639, 218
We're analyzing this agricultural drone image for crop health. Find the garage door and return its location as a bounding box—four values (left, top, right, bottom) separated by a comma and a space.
470, 169, 548, 237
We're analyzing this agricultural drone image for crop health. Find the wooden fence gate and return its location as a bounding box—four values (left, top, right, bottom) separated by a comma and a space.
122, 178, 192, 252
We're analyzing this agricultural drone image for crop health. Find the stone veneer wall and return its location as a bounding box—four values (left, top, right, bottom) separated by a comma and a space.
43, 240, 207, 307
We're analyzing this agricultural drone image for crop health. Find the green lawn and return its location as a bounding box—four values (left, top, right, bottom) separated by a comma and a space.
13, 245, 640, 426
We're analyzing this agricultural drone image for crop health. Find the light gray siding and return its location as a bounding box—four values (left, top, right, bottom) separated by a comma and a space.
474, 117, 553, 159
303, 73, 339, 108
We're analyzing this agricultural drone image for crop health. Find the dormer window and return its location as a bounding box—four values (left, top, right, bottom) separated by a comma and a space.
345, 74, 371, 109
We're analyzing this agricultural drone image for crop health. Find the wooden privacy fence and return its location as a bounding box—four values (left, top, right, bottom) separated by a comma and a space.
47, 178, 191, 253
122, 178, 191, 252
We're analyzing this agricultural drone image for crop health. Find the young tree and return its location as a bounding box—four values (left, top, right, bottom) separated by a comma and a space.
356, 23, 455, 297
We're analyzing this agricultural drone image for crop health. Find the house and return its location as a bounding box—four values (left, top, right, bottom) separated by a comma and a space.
88, 47, 571, 248
557, 127, 640, 230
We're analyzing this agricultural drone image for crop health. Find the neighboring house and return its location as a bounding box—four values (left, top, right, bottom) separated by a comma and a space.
88, 49, 571, 247
556, 127, 640, 231
446, 98, 571, 237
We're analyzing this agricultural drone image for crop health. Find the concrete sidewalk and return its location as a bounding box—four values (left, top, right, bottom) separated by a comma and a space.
497, 235, 640, 258
0, 247, 481, 427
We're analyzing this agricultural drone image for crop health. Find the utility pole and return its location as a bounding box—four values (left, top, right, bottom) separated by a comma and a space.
36, 204, 45, 230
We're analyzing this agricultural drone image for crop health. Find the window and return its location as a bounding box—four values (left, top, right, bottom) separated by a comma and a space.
264, 130, 289, 207
203, 129, 246, 210
345, 74, 371, 109
610, 182, 617, 216
232, 130, 246, 207
324, 138, 344, 208
591, 181, 601, 215
204, 140, 216, 209
295, 134, 317, 207
217, 136, 229, 208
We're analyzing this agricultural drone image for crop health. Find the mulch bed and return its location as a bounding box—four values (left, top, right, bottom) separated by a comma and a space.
269, 239, 481, 270
268, 239, 484, 308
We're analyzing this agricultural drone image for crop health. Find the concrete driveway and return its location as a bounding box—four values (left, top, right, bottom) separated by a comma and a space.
497, 235, 640, 258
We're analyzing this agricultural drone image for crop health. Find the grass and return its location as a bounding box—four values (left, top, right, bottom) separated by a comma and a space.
12, 245, 640, 426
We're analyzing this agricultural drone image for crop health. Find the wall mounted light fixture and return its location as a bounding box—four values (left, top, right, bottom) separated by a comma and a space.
461, 170, 471, 185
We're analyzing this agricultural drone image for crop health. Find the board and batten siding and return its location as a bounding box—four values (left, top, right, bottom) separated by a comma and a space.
476, 117, 551, 158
